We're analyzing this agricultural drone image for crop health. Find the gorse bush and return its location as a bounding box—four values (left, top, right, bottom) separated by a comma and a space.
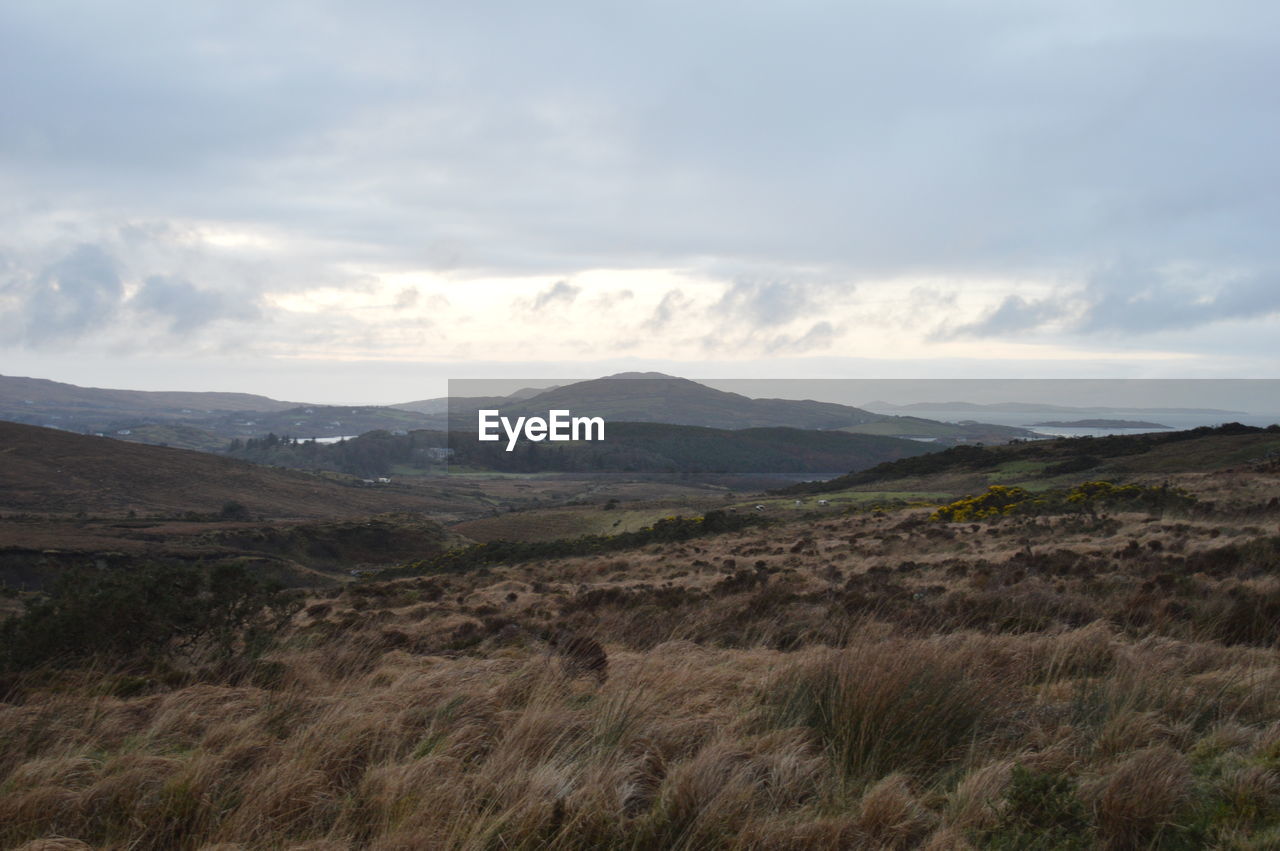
931, 485, 1031, 522
0, 562, 300, 672
931, 481, 1197, 522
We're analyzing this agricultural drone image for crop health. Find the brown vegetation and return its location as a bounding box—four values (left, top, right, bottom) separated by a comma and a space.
3, 468, 1280, 848
0, 421, 501, 519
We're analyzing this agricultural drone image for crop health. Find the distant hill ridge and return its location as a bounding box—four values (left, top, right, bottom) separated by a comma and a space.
4, 372, 1035, 447
0, 374, 298, 414
422, 373, 887, 431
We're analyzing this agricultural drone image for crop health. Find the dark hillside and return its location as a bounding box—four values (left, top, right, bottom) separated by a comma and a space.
779, 423, 1280, 494
0, 421, 451, 518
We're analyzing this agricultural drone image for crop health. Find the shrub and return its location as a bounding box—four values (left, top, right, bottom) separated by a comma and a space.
0, 562, 300, 672
219, 500, 253, 521
981, 764, 1091, 850
932, 486, 1031, 522
932, 482, 1197, 523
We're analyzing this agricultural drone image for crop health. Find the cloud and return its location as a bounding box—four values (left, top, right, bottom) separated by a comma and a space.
764, 321, 841, 354
713, 279, 824, 328
940, 294, 1071, 339
6, 1, 1277, 283
2, 2, 1280, 385
943, 266, 1280, 340
1076, 267, 1280, 334
531, 280, 581, 311
643, 289, 691, 331
589, 288, 634, 310
11, 244, 123, 345
130, 275, 260, 333
393, 287, 420, 309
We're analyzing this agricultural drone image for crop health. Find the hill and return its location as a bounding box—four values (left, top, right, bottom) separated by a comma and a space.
224, 422, 936, 478
0, 375, 439, 442
393, 386, 553, 415
3, 373, 1041, 453
0, 421, 455, 518
778, 422, 1280, 495
1030, 418, 1170, 429
107, 422, 229, 452
0, 374, 296, 425
444, 374, 884, 431
452, 421, 936, 475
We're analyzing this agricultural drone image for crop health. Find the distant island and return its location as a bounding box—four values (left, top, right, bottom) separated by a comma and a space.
1031, 419, 1172, 429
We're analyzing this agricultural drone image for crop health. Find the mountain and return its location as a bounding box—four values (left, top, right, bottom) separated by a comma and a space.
3, 372, 1042, 452
0, 374, 297, 418
393, 385, 556, 416
392, 396, 506, 417
0, 374, 439, 442
443, 373, 885, 431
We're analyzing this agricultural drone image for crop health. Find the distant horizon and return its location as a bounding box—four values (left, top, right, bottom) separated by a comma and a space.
6, 369, 1277, 420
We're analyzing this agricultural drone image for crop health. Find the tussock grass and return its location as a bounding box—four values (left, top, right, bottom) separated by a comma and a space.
764, 641, 994, 785
5, 471, 1280, 847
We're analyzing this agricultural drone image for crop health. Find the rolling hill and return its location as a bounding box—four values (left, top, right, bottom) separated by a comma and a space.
451, 420, 936, 475
436, 373, 885, 431
0, 420, 452, 518
0, 374, 440, 442
0, 374, 296, 419
223, 421, 937, 478
778, 422, 1280, 495
4, 372, 1042, 453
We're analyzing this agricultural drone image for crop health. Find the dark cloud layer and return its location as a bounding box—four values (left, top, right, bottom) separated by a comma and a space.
4, 1, 1278, 279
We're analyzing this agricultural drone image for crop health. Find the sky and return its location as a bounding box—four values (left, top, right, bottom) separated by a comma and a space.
2, 0, 1279, 404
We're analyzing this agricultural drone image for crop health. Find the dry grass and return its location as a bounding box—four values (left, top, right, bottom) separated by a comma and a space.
4, 470, 1280, 848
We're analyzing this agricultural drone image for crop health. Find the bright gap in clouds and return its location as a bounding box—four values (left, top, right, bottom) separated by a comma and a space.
255, 268, 1199, 366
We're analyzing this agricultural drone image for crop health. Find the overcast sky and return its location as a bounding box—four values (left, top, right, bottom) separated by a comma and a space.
2, 1, 1278, 403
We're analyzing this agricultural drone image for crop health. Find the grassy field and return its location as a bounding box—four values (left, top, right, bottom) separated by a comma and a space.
4, 454, 1280, 848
